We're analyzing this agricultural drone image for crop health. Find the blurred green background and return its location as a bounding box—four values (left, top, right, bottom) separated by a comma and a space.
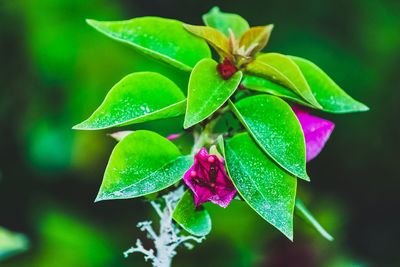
0, 0, 399, 266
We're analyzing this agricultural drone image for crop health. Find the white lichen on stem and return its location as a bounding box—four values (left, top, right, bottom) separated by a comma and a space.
124, 187, 205, 267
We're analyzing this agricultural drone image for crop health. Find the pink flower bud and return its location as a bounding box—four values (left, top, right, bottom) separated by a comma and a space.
183, 148, 237, 208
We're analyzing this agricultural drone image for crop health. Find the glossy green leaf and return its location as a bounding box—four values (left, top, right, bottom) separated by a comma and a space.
243, 57, 369, 114
73, 72, 186, 130
183, 24, 230, 57
184, 59, 242, 129
224, 133, 297, 240
96, 130, 193, 201
216, 135, 225, 155
239, 25, 274, 56
242, 75, 313, 106
295, 199, 334, 241
290, 56, 369, 113
245, 53, 322, 108
0, 227, 29, 261
202, 7, 249, 38
173, 190, 212, 236
86, 17, 211, 71
242, 75, 308, 104
229, 95, 309, 181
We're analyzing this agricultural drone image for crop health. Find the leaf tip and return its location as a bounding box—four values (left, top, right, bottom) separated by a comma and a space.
183, 119, 194, 129
287, 233, 294, 242
210, 6, 221, 13
279, 221, 294, 241
85, 18, 98, 27
280, 227, 294, 241
72, 121, 93, 130
94, 191, 114, 202
302, 173, 311, 182
94, 194, 104, 203
358, 102, 370, 112
265, 24, 274, 32
72, 123, 84, 130
311, 100, 323, 110
182, 23, 195, 34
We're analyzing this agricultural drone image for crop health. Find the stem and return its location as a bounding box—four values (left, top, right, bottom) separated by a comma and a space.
191, 112, 224, 155
125, 109, 227, 265
124, 187, 204, 267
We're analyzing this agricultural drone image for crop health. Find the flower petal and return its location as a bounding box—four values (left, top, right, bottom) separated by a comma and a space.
209, 186, 237, 208
183, 147, 237, 208
293, 106, 335, 162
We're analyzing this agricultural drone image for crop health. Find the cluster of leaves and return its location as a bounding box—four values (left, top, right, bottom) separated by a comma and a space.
74, 7, 367, 241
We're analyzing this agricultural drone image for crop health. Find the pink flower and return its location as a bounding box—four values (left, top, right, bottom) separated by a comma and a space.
293, 106, 335, 162
184, 148, 237, 208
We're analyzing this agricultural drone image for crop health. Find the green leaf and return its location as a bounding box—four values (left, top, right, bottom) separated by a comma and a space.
96, 130, 193, 201
224, 133, 297, 240
73, 72, 186, 130
242, 75, 309, 106
295, 199, 334, 241
0, 227, 29, 261
229, 95, 309, 181
173, 190, 212, 236
86, 17, 211, 71
216, 135, 225, 155
202, 7, 249, 38
245, 53, 322, 108
184, 59, 242, 129
239, 25, 274, 56
183, 24, 230, 58
290, 56, 369, 113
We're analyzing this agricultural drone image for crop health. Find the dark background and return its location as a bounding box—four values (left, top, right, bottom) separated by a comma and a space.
1, 0, 399, 266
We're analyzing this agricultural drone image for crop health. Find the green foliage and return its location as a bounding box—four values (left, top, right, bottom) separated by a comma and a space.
184, 59, 242, 129
202, 7, 249, 37
239, 25, 274, 56
245, 53, 322, 108
4, 0, 390, 265
224, 133, 297, 240
290, 56, 369, 113
230, 95, 308, 181
96, 131, 193, 201
0, 227, 29, 261
242, 75, 307, 105
74, 6, 369, 243
183, 24, 230, 58
173, 191, 212, 236
73, 72, 186, 130
87, 17, 211, 71
243, 57, 369, 113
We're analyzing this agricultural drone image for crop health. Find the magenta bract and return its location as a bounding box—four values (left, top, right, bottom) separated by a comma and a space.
293, 106, 335, 162
184, 148, 237, 208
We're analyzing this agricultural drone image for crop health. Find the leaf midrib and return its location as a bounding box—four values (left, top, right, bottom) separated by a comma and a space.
99, 156, 190, 200
229, 99, 308, 180
187, 71, 242, 127
89, 19, 194, 72
225, 144, 293, 234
